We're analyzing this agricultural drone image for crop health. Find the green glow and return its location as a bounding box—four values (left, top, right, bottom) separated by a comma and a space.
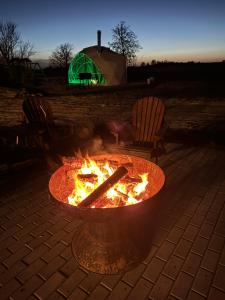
68, 52, 106, 85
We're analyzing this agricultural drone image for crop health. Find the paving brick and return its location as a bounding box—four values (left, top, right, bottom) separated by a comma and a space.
208, 287, 225, 300
8, 234, 34, 253
43, 229, 67, 247
28, 231, 52, 249
47, 291, 66, 300
57, 268, 86, 297
143, 258, 165, 283
166, 227, 184, 244
0, 278, 21, 300
160, 215, 176, 231
192, 268, 213, 297
67, 287, 88, 300
191, 236, 209, 256
199, 223, 214, 239
47, 219, 69, 234
201, 249, 219, 272
88, 285, 109, 300
171, 272, 193, 300
122, 263, 145, 287
149, 274, 173, 300
185, 197, 201, 216
182, 252, 202, 276
0, 236, 16, 252
38, 256, 66, 280
208, 234, 225, 253
152, 228, 168, 247
0, 260, 26, 285
190, 213, 205, 228
127, 278, 153, 300
41, 243, 66, 263
0, 248, 12, 262
3, 246, 31, 268
30, 221, 53, 237
183, 224, 199, 242
205, 211, 220, 225
174, 239, 192, 259
23, 244, 50, 265
100, 274, 122, 290
215, 221, 225, 237
213, 264, 225, 292
163, 255, 184, 280
60, 257, 78, 277
176, 215, 191, 229
220, 247, 225, 265
60, 245, 72, 260
11, 275, 44, 300
60, 230, 75, 245
16, 258, 46, 284
64, 219, 81, 232
34, 272, 66, 299
196, 204, 209, 216
79, 273, 103, 294
107, 281, 132, 300
13, 223, 37, 240
156, 241, 175, 261
187, 290, 207, 300
143, 245, 158, 264
0, 263, 7, 274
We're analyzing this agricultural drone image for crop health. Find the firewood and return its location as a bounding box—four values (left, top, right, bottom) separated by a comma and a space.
121, 175, 142, 184
77, 173, 98, 181
77, 166, 128, 208
116, 190, 129, 207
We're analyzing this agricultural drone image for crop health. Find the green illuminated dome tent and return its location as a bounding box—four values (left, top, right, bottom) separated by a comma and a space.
68, 31, 127, 86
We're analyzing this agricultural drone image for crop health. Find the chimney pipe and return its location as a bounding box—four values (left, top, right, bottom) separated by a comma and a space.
97, 30, 101, 52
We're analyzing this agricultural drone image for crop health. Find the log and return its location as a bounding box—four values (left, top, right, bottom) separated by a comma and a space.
77, 166, 128, 208
116, 190, 129, 207
77, 173, 98, 181
121, 175, 142, 184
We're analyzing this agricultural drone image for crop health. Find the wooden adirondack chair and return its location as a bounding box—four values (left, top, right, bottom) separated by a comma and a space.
112, 96, 166, 163
22, 94, 74, 170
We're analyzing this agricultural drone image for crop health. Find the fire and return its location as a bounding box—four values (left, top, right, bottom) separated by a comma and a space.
68, 158, 149, 208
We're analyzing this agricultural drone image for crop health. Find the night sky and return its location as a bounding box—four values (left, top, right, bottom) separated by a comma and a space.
1, 0, 225, 63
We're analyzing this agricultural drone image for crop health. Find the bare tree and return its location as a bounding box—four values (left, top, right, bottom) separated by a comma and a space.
0, 21, 36, 64
17, 40, 36, 60
108, 21, 142, 65
49, 43, 73, 69
0, 21, 20, 63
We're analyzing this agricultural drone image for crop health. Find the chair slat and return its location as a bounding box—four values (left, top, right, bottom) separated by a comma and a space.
132, 96, 165, 144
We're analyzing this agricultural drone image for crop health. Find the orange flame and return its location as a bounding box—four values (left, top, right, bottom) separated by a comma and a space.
68, 158, 149, 208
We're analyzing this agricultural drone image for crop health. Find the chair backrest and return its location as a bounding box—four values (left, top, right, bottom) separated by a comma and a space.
132, 96, 165, 144
22, 95, 54, 127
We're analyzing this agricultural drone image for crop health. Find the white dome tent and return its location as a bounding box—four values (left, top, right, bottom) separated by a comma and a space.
68, 31, 127, 86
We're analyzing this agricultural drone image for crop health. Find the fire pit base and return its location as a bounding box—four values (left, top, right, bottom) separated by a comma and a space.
49, 154, 165, 274
71, 214, 153, 274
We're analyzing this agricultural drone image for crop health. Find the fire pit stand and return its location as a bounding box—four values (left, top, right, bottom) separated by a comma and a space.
49, 154, 165, 274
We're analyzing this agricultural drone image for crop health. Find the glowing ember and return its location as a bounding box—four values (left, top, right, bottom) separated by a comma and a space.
67, 158, 149, 208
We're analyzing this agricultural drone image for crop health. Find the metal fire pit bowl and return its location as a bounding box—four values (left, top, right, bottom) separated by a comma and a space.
49, 154, 165, 274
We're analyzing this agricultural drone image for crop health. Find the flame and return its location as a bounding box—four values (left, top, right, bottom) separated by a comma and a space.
68, 158, 149, 208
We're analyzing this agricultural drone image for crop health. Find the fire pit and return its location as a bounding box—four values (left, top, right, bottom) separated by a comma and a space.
49, 154, 165, 274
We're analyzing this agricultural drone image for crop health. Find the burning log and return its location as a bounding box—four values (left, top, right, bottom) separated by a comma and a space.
121, 175, 142, 184
116, 190, 129, 207
77, 166, 128, 208
77, 173, 98, 181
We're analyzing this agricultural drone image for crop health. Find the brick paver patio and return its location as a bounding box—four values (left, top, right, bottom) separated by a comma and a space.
0, 143, 225, 299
